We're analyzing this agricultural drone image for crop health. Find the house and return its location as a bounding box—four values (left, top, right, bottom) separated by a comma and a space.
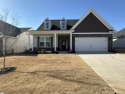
12, 28, 33, 53
113, 28, 125, 52
0, 20, 32, 55
28, 9, 116, 52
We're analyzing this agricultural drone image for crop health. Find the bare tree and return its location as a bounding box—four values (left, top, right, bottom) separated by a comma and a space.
0, 8, 21, 69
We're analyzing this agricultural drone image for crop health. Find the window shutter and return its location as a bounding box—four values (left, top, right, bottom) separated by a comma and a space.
51, 37, 53, 47
37, 37, 39, 47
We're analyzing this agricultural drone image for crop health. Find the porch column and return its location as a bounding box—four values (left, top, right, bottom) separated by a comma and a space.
27, 33, 30, 50
54, 33, 57, 51
70, 33, 72, 51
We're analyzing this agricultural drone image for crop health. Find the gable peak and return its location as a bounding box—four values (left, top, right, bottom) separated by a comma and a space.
45, 18, 50, 22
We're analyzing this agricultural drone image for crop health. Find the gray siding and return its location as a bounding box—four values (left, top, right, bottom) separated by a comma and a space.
74, 13, 109, 32
113, 38, 125, 48
72, 34, 112, 52
0, 38, 3, 55
114, 28, 125, 38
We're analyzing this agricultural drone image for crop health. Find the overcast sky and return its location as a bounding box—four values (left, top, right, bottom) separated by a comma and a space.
0, 0, 125, 31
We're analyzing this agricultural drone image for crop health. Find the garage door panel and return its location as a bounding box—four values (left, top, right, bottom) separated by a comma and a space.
75, 37, 108, 52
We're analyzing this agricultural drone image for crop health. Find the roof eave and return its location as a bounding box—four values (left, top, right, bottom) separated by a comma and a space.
28, 30, 74, 35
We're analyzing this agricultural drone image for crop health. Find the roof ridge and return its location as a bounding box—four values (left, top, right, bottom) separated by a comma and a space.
119, 28, 125, 32
19, 27, 32, 29
0, 20, 19, 29
49, 19, 79, 20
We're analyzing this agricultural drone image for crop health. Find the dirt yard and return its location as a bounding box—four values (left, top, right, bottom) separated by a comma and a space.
0, 54, 115, 94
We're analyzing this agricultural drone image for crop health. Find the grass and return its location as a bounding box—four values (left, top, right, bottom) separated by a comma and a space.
0, 54, 115, 94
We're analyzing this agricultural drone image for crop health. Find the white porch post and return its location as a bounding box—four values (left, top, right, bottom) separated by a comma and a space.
54, 33, 57, 51
70, 33, 72, 51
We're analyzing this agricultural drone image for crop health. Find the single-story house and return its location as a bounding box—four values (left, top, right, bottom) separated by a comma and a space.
28, 9, 116, 52
0, 20, 33, 55
12, 29, 33, 53
113, 28, 125, 52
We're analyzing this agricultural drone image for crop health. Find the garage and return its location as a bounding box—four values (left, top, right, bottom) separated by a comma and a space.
75, 37, 108, 52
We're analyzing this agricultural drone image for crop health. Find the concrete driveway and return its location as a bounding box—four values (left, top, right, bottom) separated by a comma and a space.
79, 53, 125, 94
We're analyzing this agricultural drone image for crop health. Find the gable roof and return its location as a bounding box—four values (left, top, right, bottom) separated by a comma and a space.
71, 9, 116, 32
0, 32, 2, 35
37, 19, 79, 31
0, 20, 31, 37
0, 20, 22, 37
114, 28, 125, 38
19, 27, 32, 32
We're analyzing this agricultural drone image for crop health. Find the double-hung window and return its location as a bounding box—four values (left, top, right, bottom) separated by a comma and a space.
39, 36, 51, 47
46, 23, 49, 29
62, 22, 65, 29
60, 22, 67, 30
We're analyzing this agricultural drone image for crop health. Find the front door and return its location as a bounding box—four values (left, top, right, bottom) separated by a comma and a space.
58, 35, 70, 51
62, 40, 66, 50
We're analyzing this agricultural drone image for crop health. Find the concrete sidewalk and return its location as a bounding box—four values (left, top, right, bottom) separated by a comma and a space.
79, 53, 125, 94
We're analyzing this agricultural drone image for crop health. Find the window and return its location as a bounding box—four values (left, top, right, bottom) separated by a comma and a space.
39, 36, 51, 47
60, 21, 67, 30
61, 22, 66, 29
46, 23, 49, 29
62, 23, 65, 29
60, 18, 67, 30
44, 22, 51, 30
44, 18, 51, 30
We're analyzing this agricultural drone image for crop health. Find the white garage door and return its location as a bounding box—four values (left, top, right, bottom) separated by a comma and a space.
75, 37, 108, 52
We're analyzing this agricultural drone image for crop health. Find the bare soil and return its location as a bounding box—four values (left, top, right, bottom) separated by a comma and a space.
0, 54, 115, 94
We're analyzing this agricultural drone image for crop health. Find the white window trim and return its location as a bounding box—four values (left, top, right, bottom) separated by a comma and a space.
39, 36, 51, 47
60, 21, 67, 30
44, 18, 51, 30
45, 22, 49, 29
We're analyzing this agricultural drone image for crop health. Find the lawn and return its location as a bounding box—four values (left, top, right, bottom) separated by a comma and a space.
0, 54, 115, 94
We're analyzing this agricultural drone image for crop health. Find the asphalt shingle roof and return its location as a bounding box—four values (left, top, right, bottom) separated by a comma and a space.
37, 19, 79, 31
114, 28, 125, 38
19, 28, 32, 32
0, 20, 31, 37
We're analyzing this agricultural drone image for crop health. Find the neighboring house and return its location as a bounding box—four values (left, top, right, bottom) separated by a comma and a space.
113, 28, 125, 49
0, 32, 3, 54
0, 20, 32, 55
12, 28, 33, 53
28, 9, 116, 52
13, 28, 33, 53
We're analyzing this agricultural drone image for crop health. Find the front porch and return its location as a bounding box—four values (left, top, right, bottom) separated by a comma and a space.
28, 30, 73, 52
